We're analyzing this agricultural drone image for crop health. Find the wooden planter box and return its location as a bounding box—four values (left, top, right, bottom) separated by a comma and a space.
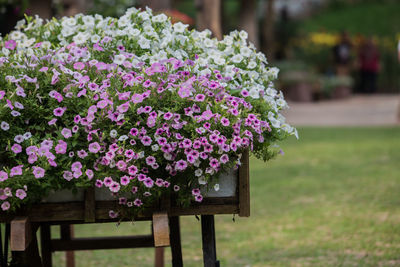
0, 150, 250, 224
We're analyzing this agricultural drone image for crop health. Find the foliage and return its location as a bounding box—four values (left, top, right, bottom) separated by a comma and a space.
0, 8, 296, 217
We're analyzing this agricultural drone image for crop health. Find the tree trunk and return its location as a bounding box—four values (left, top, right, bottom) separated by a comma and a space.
195, 0, 222, 40
238, 0, 259, 48
261, 0, 275, 60
141, 0, 171, 11
62, 0, 92, 16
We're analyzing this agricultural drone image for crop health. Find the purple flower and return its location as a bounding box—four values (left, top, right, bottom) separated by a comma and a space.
104, 177, 113, 187
134, 198, 143, 207
220, 154, 229, 164
141, 136, 152, 146
195, 195, 203, 202
0, 171, 8, 182
95, 179, 103, 187
131, 93, 143, 104
1, 201, 10, 211
120, 175, 130, 185
128, 165, 138, 176
109, 182, 121, 193
221, 117, 230, 126
32, 166, 45, 178
11, 144, 22, 154
86, 169, 94, 180
4, 40, 16, 50
88, 142, 101, 153
143, 178, 154, 188
146, 156, 156, 165
61, 128, 72, 139
195, 94, 205, 102
108, 210, 118, 218
10, 165, 23, 177
53, 107, 67, 117
16, 189, 27, 200
77, 150, 88, 159
175, 160, 187, 171
192, 188, 201, 196
55, 141, 67, 154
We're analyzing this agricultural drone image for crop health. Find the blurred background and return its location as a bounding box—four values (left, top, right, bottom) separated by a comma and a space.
1, 0, 400, 266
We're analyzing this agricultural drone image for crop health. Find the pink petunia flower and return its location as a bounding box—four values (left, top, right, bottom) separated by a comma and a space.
16, 189, 27, 200
1, 201, 10, 211
10, 165, 23, 177
88, 142, 101, 153
0, 171, 8, 182
109, 182, 121, 193
32, 166, 45, 178
11, 144, 22, 154
53, 107, 67, 117
61, 128, 72, 139
4, 40, 16, 50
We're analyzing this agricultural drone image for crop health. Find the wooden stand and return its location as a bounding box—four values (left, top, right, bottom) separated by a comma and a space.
0, 150, 250, 266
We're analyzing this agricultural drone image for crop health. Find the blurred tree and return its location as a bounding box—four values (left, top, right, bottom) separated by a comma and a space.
261, 0, 275, 60
61, 0, 92, 16
195, 0, 222, 40
238, 0, 258, 48
141, 0, 171, 11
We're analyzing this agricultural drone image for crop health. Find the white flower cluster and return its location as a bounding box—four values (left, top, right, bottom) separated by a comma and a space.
2, 7, 297, 138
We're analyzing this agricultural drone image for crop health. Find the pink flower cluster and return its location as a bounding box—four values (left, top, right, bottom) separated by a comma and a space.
0, 39, 274, 216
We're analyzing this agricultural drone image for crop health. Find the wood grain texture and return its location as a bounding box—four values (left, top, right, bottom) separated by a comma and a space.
238, 149, 250, 217
51, 235, 154, 251
10, 217, 31, 251
84, 187, 96, 223
152, 212, 170, 247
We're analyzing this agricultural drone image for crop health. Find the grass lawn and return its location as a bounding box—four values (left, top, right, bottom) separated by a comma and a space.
49, 127, 400, 266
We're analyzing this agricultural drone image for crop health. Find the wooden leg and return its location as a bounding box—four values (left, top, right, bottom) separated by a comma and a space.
0, 224, 3, 266
60, 224, 75, 267
201, 215, 219, 267
41, 224, 52, 267
169, 216, 183, 267
11, 228, 42, 267
154, 247, 164, 267
4, 223, 10, 267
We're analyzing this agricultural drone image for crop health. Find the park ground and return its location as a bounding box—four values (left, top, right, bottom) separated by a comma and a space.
50, 96, 400, 266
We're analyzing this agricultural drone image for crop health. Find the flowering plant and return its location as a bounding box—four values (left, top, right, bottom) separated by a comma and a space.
0, 7, 297, 218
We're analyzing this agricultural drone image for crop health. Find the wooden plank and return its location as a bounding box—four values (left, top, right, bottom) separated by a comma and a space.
154, 247, 165, 267
84, 187, 96, 223
61, 224, 75, 267
169, 216, 183, 267
10, 217, 32, 251
238, 149, 250, 217
40, 223, 52, 267
201, 215, 219, 267
152, 212, 170, 247
51, 235, 154, 251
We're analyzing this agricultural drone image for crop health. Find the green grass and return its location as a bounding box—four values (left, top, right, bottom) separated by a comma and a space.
47, 127, 400, 266
300, 1, 400, 37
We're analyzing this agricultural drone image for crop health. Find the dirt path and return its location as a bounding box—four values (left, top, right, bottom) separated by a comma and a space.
283, 94, 400, 126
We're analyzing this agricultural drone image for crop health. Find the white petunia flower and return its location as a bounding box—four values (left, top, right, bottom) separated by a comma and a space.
110, 129, 118, 138
173, 22, 188, 33
113, 54, 126, 65
231, 54, 243, 64
214, 184, 220, 191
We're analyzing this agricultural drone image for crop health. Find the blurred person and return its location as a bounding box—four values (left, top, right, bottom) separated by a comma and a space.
397, 39, 400, 62
333, 31, 353, 76
358, 37, 380, 93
